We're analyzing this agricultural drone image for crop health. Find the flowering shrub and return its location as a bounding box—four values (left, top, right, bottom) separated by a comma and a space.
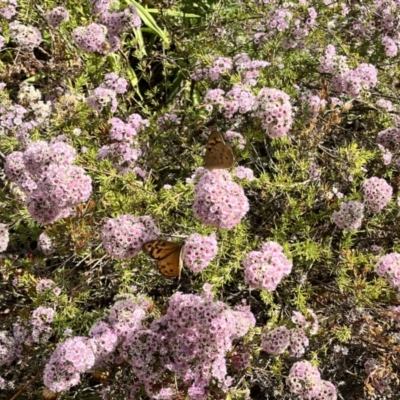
2, 0, 400, 398
42, 289, 255, 398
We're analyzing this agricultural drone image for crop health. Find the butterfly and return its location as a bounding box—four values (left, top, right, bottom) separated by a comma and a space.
142, 240, 184, 279
204, 130, 234, 170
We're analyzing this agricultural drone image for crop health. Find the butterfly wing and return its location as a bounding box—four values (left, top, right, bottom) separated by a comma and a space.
142, 240, 183, 279
204, 130, 234, 170
142, 240, 180, 259
157, 245, 183, 278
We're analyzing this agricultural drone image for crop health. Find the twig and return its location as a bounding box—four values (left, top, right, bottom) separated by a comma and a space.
10, 373, 39, 400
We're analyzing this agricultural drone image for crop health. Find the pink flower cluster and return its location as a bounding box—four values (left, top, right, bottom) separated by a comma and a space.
286, 361, 337, 400
233, 53, 270, 85
9, 21, 42, 51
224, 130, 246, 150
192, 57, 233, 82
234, 166, 255, 181
44, 336, 97, 393
73, 3, 140, 54
254, 5, 317, 50
254, 6, 293, 45
72, 23, 107, 53
363, 177, 392, 212
376, 99, 394, 111
292, 310, 319, 335
382, 35, 398, 57
44, 289, 255, 399
0, 104, 37, 143
372, 1, 400, 57
0, 224, 9, 252
204, 85, 256, 119
332, 201, 364, 231
97, 113, 148, 174
308, 162, 321, 181
193, 169, 249, 229
5, 138, 92, 224
0, 307, 56, 362
319, 45, 378, 98
36, 279, 56, 292
101, 73, 128, 95
182, 232, 218, 273
255, 87, 293, 138
157, 112, 181, 129
86, 73, 128, 113
0, 0, 17, 20
261, 326, 291, 356
307, 95, 327, 118
28, 307, 55, 344
0, 331, 20, 367
224, 85, 257, 117
36, 279, 61, 296
192, 53, 268, 86
148, 290, 256, 398
44, 297, 147, 392
86, 87, 117, 113
89, 0, 111, 14
261, 311, 318, 357
37, 232, 55, 255
243, 241, 292, 291
375, 252, 400, 292
101, 215, 160, 259
98, 4, 141, 35
377, 127, 400, 166
47, 6, 69, 27
97, 142, 141, 174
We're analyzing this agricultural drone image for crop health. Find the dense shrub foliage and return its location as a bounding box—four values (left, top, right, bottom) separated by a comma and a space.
2, 0, 400, 399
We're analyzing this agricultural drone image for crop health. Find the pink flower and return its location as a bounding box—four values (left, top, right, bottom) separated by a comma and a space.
182, 233, 218, 273
363, 177, 392, 212
101, 215, 160, 259
0, 224, 9, 252
255, 88, 293, 138
193, 169, 249, 229
333, 201, 364, 231
243, 241, 292, 291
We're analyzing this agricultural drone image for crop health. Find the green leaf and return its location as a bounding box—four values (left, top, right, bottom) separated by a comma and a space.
127, 0, 170, 47
146, 8, 200, 18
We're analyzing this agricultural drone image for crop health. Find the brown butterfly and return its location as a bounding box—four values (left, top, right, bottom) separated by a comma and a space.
204, 130, 234, 170
142, 240, 184, 279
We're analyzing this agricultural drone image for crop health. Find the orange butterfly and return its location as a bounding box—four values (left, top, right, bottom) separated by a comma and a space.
204, 130, 234, 170
142, 240, 184, 279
